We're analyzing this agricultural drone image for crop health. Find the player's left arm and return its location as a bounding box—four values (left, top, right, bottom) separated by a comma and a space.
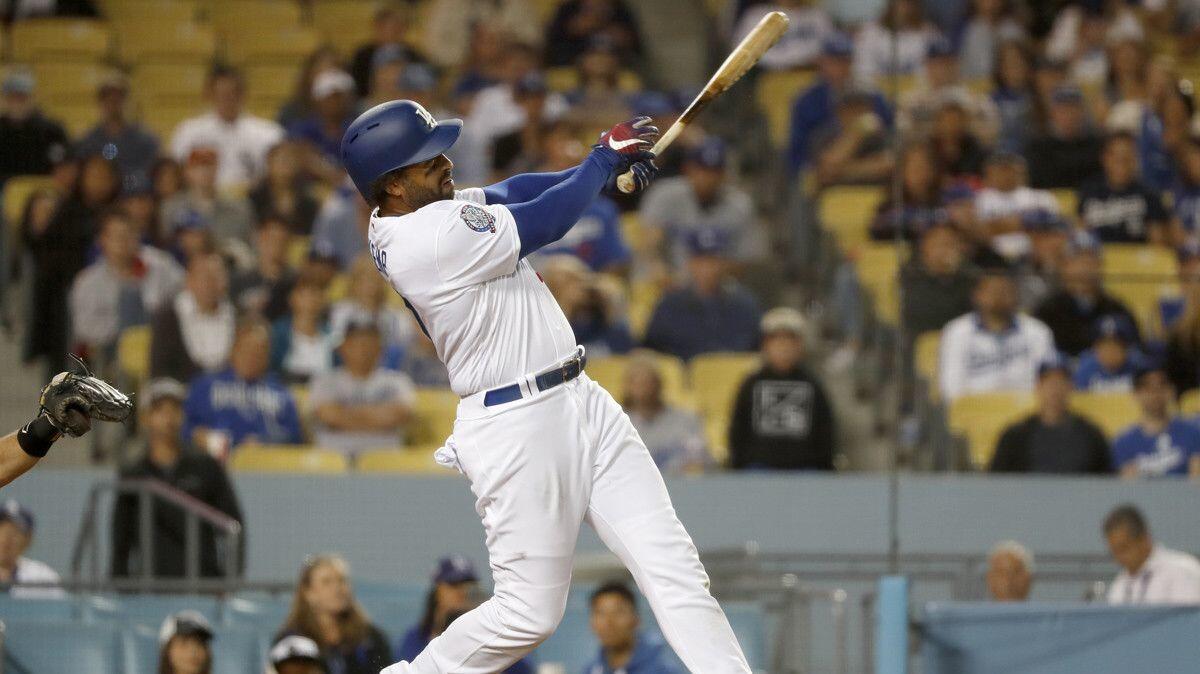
482, 168, 579, 206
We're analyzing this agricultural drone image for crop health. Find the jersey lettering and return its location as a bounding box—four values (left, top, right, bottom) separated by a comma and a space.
370, 240, 388, 276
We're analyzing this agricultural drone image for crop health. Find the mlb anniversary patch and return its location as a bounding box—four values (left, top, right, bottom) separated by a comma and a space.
460, 204, 496, 233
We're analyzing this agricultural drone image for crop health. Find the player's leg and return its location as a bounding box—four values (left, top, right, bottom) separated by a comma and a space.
385, 388, 593, 674
580, 376, 752, 673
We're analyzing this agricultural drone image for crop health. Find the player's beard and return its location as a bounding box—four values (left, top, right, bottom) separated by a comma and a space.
405, 180, 453, 210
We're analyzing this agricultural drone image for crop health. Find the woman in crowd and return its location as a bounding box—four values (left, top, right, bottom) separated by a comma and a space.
249, 141, 321, 236
278, 555, 391, 674
991, 39, 1035, 153
157, 611, 214, 674
271, 275, 335, 384
870, 143, 945, 241
622, 352, 710, 474
278, 45, 345, 130
960, 0, 1026, 80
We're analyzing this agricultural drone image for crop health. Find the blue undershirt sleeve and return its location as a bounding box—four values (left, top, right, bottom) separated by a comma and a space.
482, 167, 578, 205
508, 147, 622, 258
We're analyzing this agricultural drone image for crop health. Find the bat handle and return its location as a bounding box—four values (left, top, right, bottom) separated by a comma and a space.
616, 170, 637, 194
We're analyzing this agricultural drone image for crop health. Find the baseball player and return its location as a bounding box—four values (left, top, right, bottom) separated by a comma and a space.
341, 100, 750, 674
0, 362, 132, 488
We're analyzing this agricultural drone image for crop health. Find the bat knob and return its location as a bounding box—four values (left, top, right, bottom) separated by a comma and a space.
616, 170, 636, 194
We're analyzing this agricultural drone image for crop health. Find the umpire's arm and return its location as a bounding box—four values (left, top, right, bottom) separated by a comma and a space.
0, 431, 43, 488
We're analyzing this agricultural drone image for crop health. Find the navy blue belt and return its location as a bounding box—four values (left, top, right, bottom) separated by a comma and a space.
482, 351, 588, 407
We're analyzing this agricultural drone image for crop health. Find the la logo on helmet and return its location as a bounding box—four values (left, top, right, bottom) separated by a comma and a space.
413, 103, 436, 130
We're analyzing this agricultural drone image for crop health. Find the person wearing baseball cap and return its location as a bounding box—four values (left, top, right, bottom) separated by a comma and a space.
394, 555, 535, 674
0, 68, 69, 182
0, 498, 64, 599
158, 610, 215, 674
75, 71, 159, 194
270, 635, 328, 674
111, 378, 243, 580
1073, 314, 1147, 392
990, 352, 1113, 474
287, 69, 358, 167
1111, 364, 1200, 478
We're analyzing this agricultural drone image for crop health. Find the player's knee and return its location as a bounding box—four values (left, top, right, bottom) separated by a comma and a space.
495, 588, 568, 643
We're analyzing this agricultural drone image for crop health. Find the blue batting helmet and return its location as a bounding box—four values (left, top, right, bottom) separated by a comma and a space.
340, 99, 462, 201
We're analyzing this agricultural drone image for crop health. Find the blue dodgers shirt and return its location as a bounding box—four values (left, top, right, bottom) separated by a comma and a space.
583, 632, 682, 674
1072, 348, 1146, 392
1112, 419, 1200, 477
182, 369, 303, 447
538, 197, 630, 272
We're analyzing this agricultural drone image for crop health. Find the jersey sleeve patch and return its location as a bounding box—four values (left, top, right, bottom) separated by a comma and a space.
460, 204, 497, 233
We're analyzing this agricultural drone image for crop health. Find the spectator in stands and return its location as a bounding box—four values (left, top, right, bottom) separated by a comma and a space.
311, 182, 370, 270
990, 39, 1035, 154
183, 317, 303, 451
112, 378, 243, 578
278, 46, 343, 129
69, 209, 183, 362
23, 155, 119, 379
279, 554, 392, 674
1077, 132, 1170, 243
939, 269, 1056, 401
0, 69, 68, 185
249, 141, 320, 236
929, 100, 987, 182
960, 0, 1026, 79
541, 255, 634, 357
787, 33, 892, 174
270, 635, 329, 674
643, 228, 761, 361
1172, 137, 1200, 238
870, 143, 945, 241
119, 186, 159, 244
729, 308, 834, 471
271, 276, 334, 384
349, 4, 424, 98
160, 148, 254, 256
231, 217, 295, 323
168, 210, 219, 268
1034, 232, 1138, 357
1026, 86, 1103, 189
622, 352, 709, 473
974, 152, 1061, 261
812, 89, 894, 188
309, 322, 416, 457
733, 0, 831, 70
170, 65, 285, 191
152, 157, 184, 208
1112, 366, 1200, 478
1104, 504, 1200, 604
544, 0, 642, 68
1074, 315, 1146, 392
150, 253, 235, 382
986, 540, 1034, 602
585, 581, 681, 674
1127, 73, 1194, 195
469, 42, 568, 146
490, 74, 552, 179
288, 70, 357, 171
853, 0, 937, 84
901, 224, 977, 340
898, 35, 999, 143
0, 499, 64, 598
426, 0, 539, 70
363, 44, 410, 108
302, 242, 341, 294
157, 611, 214, 674
74, 73, 158, 194
989, 355, 1112, 474
330, 256, 411, 367
566, 36, 635, 133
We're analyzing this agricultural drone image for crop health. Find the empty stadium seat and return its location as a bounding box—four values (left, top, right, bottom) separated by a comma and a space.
311, 0, 377, 55
1071, 391, 1140, 439
117, 325, 152, 383
230, 445, 349, 473
818, 185, 886, 254
914, 331, 941, 391
690, 352, 761, 460
2, 620, 122, 674
356, 446, 454, 474
210, 0, 303, 35
131, 63, 208, 108
0, 595, 77, 622
1180, 390, 1200, 416
11, 19, 111, 62
584, 353, 690, 408
410, 388, 459, 445
224, 26, 321, 65
117, 21, 216, 65
755, 69, 817, 148
947, 392, 1035, 468
223, 594, 291, 627
106, 0, 198, 25
1102, 244, 1180, 338
856, 243, 902, 327
30, 62, 113, 97
41, 96, 100, 137
244, 64, 301, 100
84, 593, 220, 626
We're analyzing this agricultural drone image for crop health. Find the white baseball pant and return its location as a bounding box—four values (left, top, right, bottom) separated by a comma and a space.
381, 372, 750, 674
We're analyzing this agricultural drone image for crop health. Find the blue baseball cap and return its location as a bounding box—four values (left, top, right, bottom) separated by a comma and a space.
822, 33, 854, 58
685, 226, 733, 256
0, 499, 34, 534
686, 137, 727, 170
398, 63, 437, 93
433, 555, 478, 584
926, 34, 956, 59
1037, 352, 1072, 379
1066, 230, 1101, 256
1093, 314, 1136, 344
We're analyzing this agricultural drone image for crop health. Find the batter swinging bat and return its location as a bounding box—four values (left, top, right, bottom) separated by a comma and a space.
616, 10, 790, 193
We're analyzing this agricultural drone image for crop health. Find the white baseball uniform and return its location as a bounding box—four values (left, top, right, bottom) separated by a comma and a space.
371, 188, 750, 673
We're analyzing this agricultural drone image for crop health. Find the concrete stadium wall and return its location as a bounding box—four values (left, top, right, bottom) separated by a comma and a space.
10, 471, 1200, 583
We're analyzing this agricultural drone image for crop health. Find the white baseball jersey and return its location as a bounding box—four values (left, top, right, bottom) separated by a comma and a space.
939, 312, 1056, 401
368, 188, 577, 396
1107, 545, 1200, 605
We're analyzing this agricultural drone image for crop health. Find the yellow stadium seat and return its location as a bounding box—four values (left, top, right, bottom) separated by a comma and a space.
914, 330, 940, 386
231, 445, 349, 473
42, 97, 99, 137
11, 19, 110, 62
705, 415, 731, 464
210, 0, 302, 35
856, 243, 903, 327
106, 0, 197, 25
584, 353, 690, 408
1070, 391, 1141, 439
544, 67, 578, 93
2, 175, 56, 233
117, 325, 152, 383
1180, 390, 1200, 416
410, 388, 459, 445
947, 392, 1035, 469
1050, 189, 1077, 219
754, 69, 817, 148
245, 64, 300, 100
964, 77, 993, 96
689, 353, 761, 423
356, 446, 456, 475
1102, 244, 1180, 338
287, 236, 311, 270
818, 186, 886, 254
311, 0, 375, 55
30, 62, 113, 97
628, 279, 664, 340
139, 104, 199, 143
131, 64, 208, 106
224, 26, 320, 66
118, 21, 216, 64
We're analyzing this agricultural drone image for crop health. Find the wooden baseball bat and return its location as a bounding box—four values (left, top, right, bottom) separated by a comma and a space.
616, 10, 790, 193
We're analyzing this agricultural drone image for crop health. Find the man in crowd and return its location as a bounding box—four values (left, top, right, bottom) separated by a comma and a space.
812, 89, 893, 188
989, 356, 1111, 474
287, 69, 357, 170
939, 269, 1057, 401
1077, 132, 1170, 243
0, 499, 64, 598
160, 147, 254, 255
973, 151, 1061, 262
170, 65, 284, 191
75, 73, 159, 194
309, 322, 416, 458
0, 69, 68, 184
729, 308, 834, 471
231, 216, 295, 322
1112, 366, 1200, 479
183, 317, 304, 453
986, 540, 1034, 602
900, 224, 976, 343
1026, 86, 1103, 190
1104, 504, 1200, 605
112, 379, 243, 579
1073, 315, 1145, 392
897, 34, 998, 142
643, 227, 761, 361
349, 4, 424, 97
1034, 232, 1138, 356
150, 253, 236, 382
585, 581, 681, 674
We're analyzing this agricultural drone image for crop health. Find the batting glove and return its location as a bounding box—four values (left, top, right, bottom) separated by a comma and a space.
604, 158, 658, 195
596, 116, 660, 159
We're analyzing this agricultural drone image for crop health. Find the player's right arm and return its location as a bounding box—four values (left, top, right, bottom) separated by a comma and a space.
482, 167, 579, 205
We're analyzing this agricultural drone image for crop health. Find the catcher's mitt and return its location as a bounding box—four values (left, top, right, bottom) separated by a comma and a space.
38, 356, 133, 437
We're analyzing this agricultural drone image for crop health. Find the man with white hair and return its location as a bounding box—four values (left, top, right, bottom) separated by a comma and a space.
986, 540, 1034, 602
